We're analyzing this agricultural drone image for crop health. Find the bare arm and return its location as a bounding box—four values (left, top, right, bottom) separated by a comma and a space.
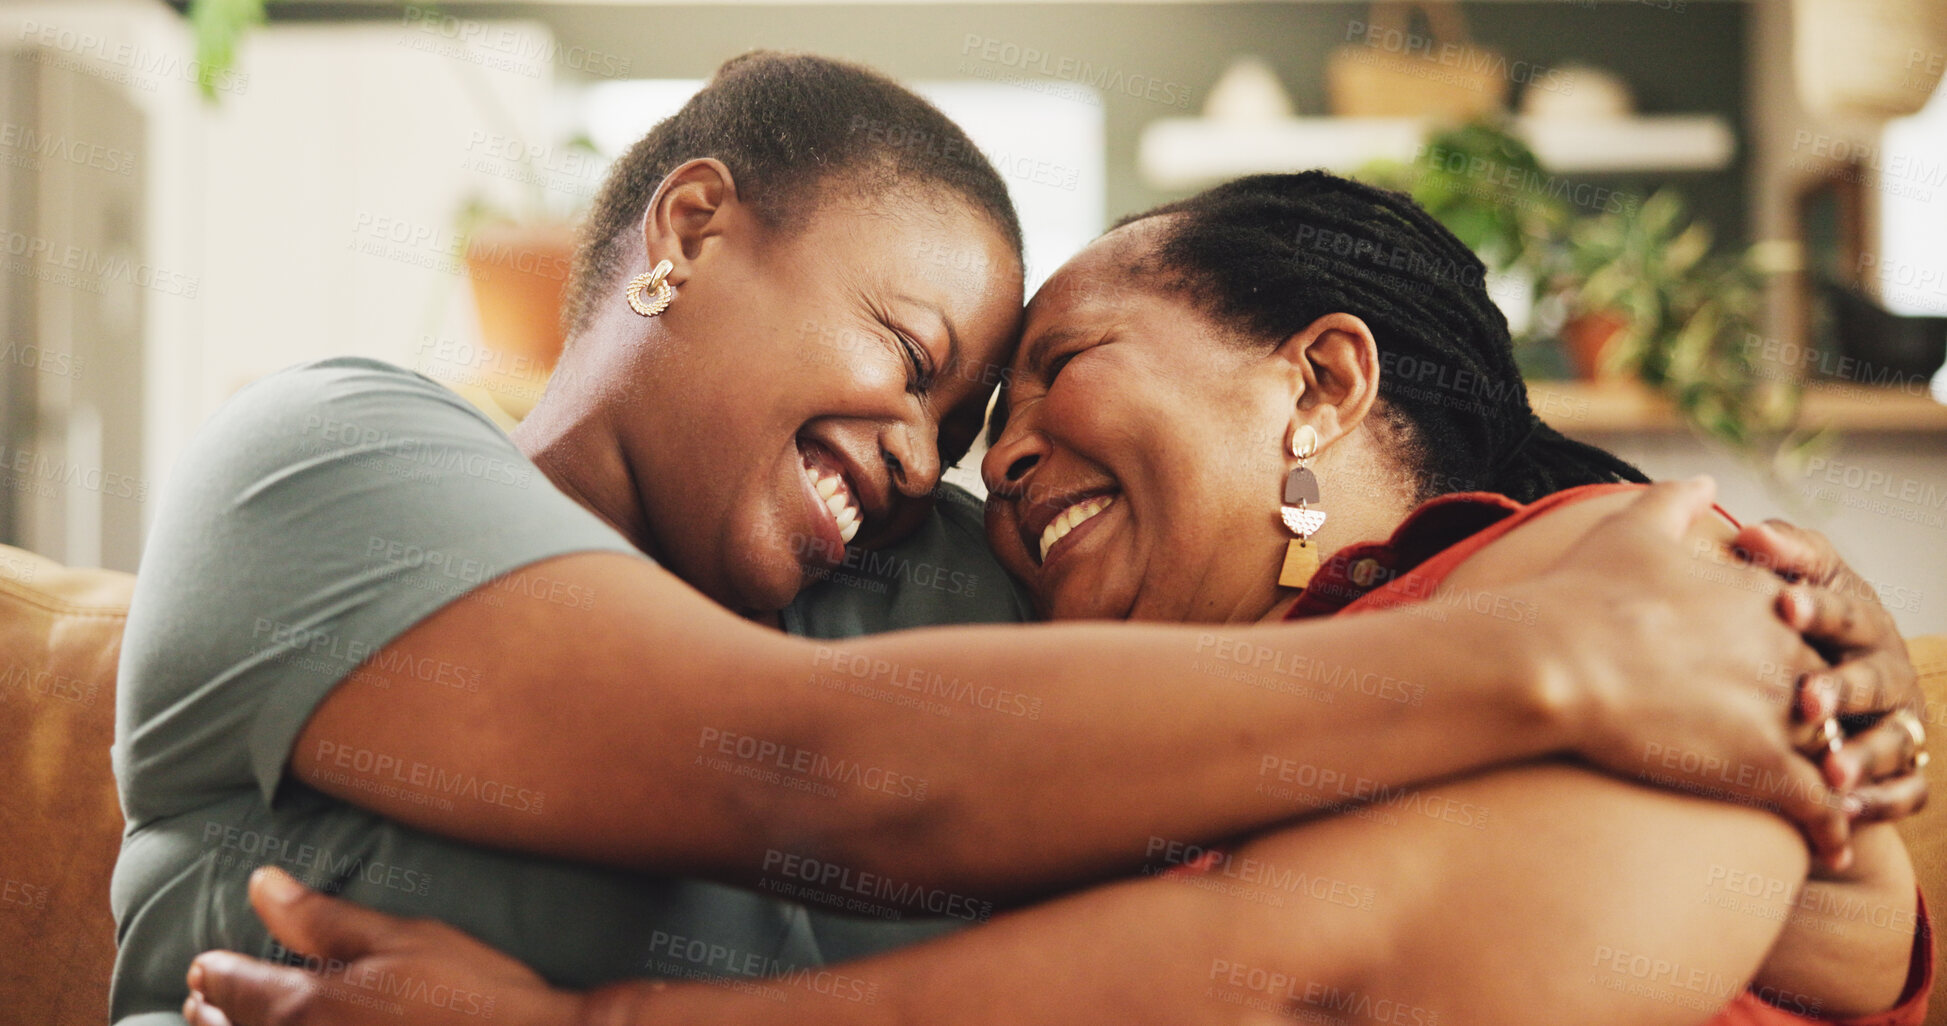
576, 762, 1808, 1026
291, 481, 1846, 902
1447, 489, 1927, 1019
1749, 820, 1921, 1017
190, 759, 1811, 1026
293, 547, 1574, 901
194, 481, 1890, 1026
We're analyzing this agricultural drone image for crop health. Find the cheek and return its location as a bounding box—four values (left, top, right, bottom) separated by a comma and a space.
796, 326, 908, 402
984, 505, 1036, 580
1039, 357, 1138, 447
1140, 423, 1282, 565
838, 350, 908, 400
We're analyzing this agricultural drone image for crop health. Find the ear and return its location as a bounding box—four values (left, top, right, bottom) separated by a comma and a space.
638, 158, 740, 285
1269, 312, 1381, 451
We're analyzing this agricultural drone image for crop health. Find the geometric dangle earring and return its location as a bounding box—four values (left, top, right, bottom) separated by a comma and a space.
625, 259, 677, 317
1277, 423, 1328, 589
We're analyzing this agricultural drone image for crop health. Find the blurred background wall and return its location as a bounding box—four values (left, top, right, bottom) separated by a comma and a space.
268, 0, 1755, 239
0, 0, 1942, 636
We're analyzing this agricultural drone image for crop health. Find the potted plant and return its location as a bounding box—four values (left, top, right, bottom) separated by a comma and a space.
186, 0, 599, 417
1546, 188, 1803, 451
1359, 120, 1564, 274
1358, 121, 1571, 377
1361, 120, 1809, 458
451, 181, 592, 418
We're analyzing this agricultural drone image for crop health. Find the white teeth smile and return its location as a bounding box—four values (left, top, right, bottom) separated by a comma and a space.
802, 454, 862, 544
1038, 495, 1115, 563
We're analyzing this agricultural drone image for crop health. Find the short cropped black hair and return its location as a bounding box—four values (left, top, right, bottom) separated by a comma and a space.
1119, 172, 1645, 503
564, 51, 1024, 337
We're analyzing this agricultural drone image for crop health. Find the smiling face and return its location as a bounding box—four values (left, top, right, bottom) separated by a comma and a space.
982, 218, 1414, 623
601, 186, 1022, 614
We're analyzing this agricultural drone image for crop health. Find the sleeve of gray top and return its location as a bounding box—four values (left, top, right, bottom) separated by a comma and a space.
114, 358, 642, 820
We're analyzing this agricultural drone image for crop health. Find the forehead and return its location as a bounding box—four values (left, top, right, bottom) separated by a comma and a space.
801, 188, 1025, 359
1019, 219, 1168, 350
801, 188, 1019, 292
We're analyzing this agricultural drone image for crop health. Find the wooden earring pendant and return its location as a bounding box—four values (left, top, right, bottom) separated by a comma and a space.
1278, 426, 1326, 589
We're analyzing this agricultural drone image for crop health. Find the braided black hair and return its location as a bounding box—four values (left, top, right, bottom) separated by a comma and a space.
566, 51, 1023, 338
1118, 171, 1645, 504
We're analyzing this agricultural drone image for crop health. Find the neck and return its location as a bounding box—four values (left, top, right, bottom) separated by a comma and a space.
1259, 590, 1306, 624
511, 367, 664, 564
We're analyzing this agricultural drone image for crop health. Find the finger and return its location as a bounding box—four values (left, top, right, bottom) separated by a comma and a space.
1817, 657, 1898, 718
1849, 772, 1930, 826
1794, 671, 1841, 726
190, 950, 318, 1026
1606, 476, 1718, 542
247, 866, 399, 963
1829, 718, 1923, 790
184, 991, 234, 1026
1779, 584, 1882, 654
1732, 519, 1836, 585
1768, 754, 1854, 872
1789, 705, 1841, 758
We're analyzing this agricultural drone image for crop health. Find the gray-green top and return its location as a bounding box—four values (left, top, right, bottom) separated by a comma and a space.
111, 358, 1029, 1024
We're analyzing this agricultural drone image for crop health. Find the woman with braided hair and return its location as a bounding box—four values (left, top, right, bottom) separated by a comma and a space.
184, 168, 1928, 1026
968, 171, 1930, 1026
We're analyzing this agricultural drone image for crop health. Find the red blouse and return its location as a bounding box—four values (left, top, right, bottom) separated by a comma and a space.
1276, 482, 1934, 1025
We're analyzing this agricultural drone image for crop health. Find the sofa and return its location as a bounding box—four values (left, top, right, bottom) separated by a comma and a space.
0, 544, 134, 1026
2, 542, 1943, 1025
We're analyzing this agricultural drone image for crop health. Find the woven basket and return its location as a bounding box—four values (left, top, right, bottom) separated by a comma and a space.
1327, 1, 1510, 119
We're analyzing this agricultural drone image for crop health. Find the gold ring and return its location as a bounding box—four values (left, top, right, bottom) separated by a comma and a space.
1808, 716, 1842, 758
1890, 708, 1928, 774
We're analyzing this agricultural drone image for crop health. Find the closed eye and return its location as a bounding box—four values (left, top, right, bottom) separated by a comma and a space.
894, 330, 937, 394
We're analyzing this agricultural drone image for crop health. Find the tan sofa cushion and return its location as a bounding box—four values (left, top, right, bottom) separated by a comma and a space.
0, 545, 134, 1026
1899, 634, 1947, 1025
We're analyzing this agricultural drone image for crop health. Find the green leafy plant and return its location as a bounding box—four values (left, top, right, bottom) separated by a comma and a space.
188, 0, 267, 100
1359, 120, 1567, 272
1551, 188, 1803, 450
1360, 119, 1810, 460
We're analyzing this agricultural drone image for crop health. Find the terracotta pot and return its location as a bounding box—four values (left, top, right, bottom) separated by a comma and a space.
464, 222, 577, 394
1563, 309, 1630, 381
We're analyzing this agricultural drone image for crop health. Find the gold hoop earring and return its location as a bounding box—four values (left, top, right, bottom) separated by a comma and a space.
1278, 424, 1327, 589
626, 259, 676, 317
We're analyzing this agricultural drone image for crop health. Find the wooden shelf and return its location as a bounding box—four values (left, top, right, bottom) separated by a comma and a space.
1138, 114, 1736, 189
1530, 380, 1947, 434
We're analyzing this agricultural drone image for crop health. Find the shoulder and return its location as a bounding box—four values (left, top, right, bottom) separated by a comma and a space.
930, 481, 1033, 617
783, 481, 1031, 637
931, 480, 994, 548
118, 359, 629, 815
165, 358, 535, 505
204, 357, 509, 457
1441, 483, 1738, 594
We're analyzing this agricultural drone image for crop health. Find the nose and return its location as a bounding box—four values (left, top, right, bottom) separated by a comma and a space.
879, 420, 942, 500
981, 417, 1049, 499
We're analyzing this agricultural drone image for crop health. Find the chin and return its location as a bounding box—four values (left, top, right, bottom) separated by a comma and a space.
728, 553, 808, 614
720, 516, 818, 614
